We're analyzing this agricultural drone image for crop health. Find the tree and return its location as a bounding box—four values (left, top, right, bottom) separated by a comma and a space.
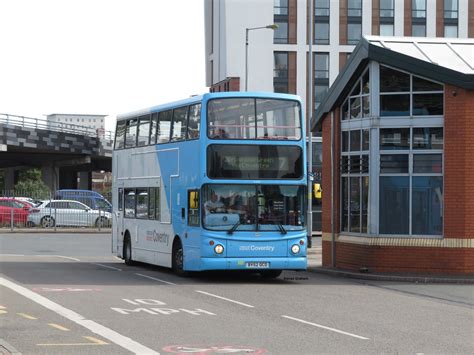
14, 169, 50, 199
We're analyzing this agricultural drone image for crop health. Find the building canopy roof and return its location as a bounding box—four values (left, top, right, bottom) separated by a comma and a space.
312, 36, 474, 131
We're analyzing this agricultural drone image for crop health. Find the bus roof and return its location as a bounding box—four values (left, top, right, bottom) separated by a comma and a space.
116, 91, 301, 122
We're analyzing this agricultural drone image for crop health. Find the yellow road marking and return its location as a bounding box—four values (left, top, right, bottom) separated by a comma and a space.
48, 323, 70, 331
0, 305, 6, 309
37, 336, 108, 346
17, 312, 37, 320
0, 310, 7, 315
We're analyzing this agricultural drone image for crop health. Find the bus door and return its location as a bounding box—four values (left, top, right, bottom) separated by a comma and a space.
113, 185, 125, 254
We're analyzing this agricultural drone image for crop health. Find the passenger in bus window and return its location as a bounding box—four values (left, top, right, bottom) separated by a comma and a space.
204, 191, 226, 214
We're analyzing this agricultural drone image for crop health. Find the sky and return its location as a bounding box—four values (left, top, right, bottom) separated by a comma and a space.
0, 0, 208, 132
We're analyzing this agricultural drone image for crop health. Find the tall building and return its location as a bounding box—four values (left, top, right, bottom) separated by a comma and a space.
205, 0, 473, 113
204, 0, 473, 232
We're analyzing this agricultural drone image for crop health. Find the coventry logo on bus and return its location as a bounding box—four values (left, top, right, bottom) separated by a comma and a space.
145, 230, 170, 246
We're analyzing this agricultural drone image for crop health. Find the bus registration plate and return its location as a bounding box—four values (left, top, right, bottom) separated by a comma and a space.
246, 262, 270, 269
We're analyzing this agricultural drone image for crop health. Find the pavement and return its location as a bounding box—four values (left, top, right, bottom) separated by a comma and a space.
306, 236, 474, 284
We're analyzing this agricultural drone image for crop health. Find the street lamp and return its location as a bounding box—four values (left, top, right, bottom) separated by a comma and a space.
245, 24, 278, 91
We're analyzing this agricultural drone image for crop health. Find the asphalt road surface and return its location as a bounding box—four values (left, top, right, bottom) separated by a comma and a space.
1, 233, 473, 354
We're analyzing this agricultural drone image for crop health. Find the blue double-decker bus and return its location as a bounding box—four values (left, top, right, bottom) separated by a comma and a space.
112, 92, 307, 278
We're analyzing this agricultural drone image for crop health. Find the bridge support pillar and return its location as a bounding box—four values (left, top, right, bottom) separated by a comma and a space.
3, 168, 15, 191
78, 171, 92, 190
41, 165, 59, 192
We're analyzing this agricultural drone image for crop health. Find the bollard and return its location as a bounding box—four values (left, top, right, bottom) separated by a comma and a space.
10, 207, 14, 232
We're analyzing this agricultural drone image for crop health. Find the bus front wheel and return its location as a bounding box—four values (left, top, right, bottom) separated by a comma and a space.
172, 238, 186, 276
124, 235, 134, 266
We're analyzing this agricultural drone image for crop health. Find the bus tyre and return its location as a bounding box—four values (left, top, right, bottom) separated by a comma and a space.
172, 239, 186, 276
124, 235, 134, 266
260, 270, 282, 279
40, 216, 55, 228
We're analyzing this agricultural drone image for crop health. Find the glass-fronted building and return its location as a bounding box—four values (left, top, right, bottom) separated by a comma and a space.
314, 36, 474, 275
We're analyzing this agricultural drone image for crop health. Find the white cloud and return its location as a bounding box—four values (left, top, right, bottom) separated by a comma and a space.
0, 0, 208, 131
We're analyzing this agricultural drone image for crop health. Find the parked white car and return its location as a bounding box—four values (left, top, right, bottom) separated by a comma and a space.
28, 200, 111, 228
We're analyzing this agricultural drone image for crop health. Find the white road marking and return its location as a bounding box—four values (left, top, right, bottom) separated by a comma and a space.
91, 263, 122, 271
34, 255, 81, 262
0, 277, 160, 354
0, 254, 25, 257
195, 290, 254, 308
282, 315, 369, 340
135, 273, 177, 285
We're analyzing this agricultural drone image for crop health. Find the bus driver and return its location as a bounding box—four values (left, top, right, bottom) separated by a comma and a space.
204, 191, 226, 214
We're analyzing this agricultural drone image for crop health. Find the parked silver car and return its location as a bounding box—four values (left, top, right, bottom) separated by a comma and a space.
28, 200, 111, 228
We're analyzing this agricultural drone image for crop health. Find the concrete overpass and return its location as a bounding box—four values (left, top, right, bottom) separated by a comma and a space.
0, 114, 113, 191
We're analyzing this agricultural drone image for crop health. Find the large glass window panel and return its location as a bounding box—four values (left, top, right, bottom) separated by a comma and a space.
413, 94, 443, 115
413, 128, 443, 149
361, 176, 369, 233
348, 0, 362, 16
444, 0, 458, 18
315, 0, 330, 16
362, 71, 370, 94
315, 22, 329, 44
349, 177, 361, 232
137, 115, 150, 147
412, 176, 443, 235
348, 22, 362, 45
274, 0, 288, 15
274, 20, 288, 44
413, 76, 443, 92
342, 131, 349, 152
380, 155, 409, 173
380, 128, 410, 150
380, 0, 394, 17
361, 154, 369, 173
274, 52, 288, 79
380, 94, 410, 116
379, 176, 409, 234
362, 96, 370, 117
413, 154, 443, 173
444, 24, 458, 37
362, 129, 370, 150
157, 110, 172, 143
171, 106, 188, 141
380, 66, 410, 92
187, 104, 201, 140
412, 24, 426, 37
125, 119, 138, 148
380, 23, 394, 36
350, 97, 361, 119
274, 82, 289, 94
314, 53, 329, 78
341, 156, 349, 174
412, 0, 426, 17
350, 130, 361, 151
341, 177, 349, 232
148, 188, 156, 219
114, 121, 126, 149
350, 156, 361, 173
342, 100, 349, 120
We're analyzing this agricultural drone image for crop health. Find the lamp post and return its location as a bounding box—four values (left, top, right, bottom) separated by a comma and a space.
245, 24, 278, 91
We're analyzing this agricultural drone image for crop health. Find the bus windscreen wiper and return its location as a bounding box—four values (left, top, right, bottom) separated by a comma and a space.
227, 220, 241, 235
276, 222, 287, 234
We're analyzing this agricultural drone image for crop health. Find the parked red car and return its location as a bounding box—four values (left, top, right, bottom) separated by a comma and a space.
0, 198, 32, 226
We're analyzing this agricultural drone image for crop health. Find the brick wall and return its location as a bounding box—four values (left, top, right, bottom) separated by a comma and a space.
444, 85, 474, 239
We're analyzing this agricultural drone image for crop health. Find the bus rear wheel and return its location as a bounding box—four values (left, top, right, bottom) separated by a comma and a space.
123, 235, 134, 265
172, 239, 186, 276
260, 270, 282, 279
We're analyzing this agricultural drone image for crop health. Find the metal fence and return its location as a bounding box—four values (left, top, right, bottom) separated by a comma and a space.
0, 113, 115, 141
0, 190, 112, 232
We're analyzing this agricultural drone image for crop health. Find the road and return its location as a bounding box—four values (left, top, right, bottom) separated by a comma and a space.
1, 233, 473, 354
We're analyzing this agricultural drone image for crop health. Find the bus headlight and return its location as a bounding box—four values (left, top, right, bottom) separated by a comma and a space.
214, 244, 224, 254
291, 244, 300, 254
